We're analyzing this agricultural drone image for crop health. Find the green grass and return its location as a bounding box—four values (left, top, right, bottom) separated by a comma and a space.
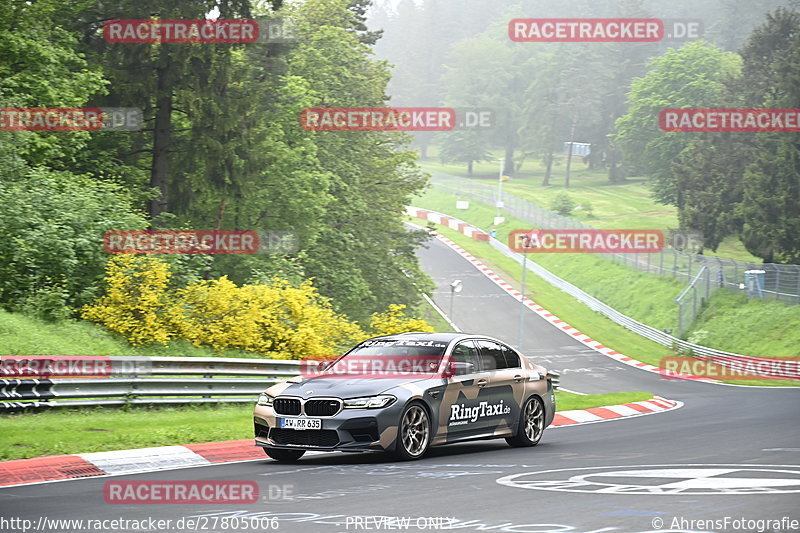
0, 392, 653, 461
0, 404, 255, 461
689, 291, 800, 357
414, 218, 678, 368
413, 187, 800, 362
410, 215, 800, 387
415, 299, 453, 333
0, 309, 263, 358
418, 150, 761, 263
414, 187, 686, 331
555, 390, 653, 411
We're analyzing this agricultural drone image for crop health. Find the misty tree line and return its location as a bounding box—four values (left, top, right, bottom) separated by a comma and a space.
0, 0, 432, 323
371, 0, 800, 264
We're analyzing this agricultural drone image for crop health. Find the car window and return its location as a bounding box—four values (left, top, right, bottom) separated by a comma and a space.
450, 341, 480, 375
476, 340, 507, 371
500, 344, 521, 369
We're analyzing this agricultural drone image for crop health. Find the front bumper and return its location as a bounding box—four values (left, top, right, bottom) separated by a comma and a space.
253, 402, 403, 452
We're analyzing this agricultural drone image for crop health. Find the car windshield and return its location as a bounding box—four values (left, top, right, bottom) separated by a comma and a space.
327, 339, 448, 375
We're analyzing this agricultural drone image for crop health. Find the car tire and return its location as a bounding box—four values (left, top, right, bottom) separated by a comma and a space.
264, 447, 305, 462
506, 396, 545, 448
392, 402, 431, 461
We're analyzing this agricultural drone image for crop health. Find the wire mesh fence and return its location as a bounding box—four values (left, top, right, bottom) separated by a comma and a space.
427, 171, 799, 335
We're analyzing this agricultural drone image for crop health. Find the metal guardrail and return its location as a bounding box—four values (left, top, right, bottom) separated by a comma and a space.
490, 225, 797, 376
429, 171, 800, 315
413, 207, 797, 379
0, 356, 562, 410
0, 357, 300, 410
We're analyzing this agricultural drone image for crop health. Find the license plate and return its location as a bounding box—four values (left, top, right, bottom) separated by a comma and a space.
279, 417, 321, 430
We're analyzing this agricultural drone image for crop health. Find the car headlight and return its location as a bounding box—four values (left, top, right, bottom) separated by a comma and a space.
257, 392, 274, 407
343, 395, 396, 409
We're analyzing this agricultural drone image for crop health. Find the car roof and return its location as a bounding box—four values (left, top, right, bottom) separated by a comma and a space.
365, 332, 508, 345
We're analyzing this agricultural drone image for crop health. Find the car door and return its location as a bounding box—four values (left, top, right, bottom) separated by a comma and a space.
438, 340, 489, 441
475, 340, 524, 435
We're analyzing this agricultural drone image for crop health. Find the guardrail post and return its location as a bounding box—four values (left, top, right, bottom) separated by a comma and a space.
673, 252, 678, 279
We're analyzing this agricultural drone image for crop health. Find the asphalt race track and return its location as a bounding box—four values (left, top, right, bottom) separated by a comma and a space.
2, 236, 800, 533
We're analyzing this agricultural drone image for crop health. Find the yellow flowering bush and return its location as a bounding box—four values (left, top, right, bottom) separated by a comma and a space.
369, 304, 434, 336
175, 277, 365, 358
83, 257, 433, 357
81, 255, 180, 346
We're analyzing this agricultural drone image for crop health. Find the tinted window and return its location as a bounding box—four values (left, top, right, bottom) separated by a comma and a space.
500, 344, 521, 368
450, 341, 480, 375
476, 340, 507, 371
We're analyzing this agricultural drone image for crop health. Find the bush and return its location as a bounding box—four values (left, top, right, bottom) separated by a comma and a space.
551, 191, 576, 216
0, 167, 147, 318
83, 256, 435, 358
369, 304, 435, 336
81, 255, 180, 346
175, 277, 365, 358
83, 256, 371, 357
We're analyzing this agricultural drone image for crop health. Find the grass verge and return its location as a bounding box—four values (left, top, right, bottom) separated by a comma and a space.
0, 309, 261, 358
413, 188, 800, 360
418, 154, 760, 263
555, 390, 653, 411
410, 216, 799, 387
415, 187, 685, 331
0, 404, 254, 461
0, 392, 654, 461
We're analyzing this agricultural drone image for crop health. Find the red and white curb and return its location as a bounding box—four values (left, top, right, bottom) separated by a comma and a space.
407, 208, 716, 383
551, 396, 682, 427
0, 439, 265, 488
0, 397, 681, 488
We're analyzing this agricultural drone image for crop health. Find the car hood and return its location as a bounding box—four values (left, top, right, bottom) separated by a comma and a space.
274, 375, 437, 399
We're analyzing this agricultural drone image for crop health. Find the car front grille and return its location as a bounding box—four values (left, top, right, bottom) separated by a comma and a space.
269, 428, 340, 447
273, 398, 301, 415
305, 399, 342, 416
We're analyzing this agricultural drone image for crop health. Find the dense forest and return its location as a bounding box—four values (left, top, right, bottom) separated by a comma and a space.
370, 0, 800, 263
0, 0, 433, 332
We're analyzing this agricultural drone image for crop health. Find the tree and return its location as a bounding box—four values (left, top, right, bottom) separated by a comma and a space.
613, 41, 741, 207
285, 0, 432, 322
738, 9, 800, 264
673, 133, 750, 252
439, 129, 492, 176
0, 166, 148, 318
551, 192, 576, 216
0, 0, 107, 168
